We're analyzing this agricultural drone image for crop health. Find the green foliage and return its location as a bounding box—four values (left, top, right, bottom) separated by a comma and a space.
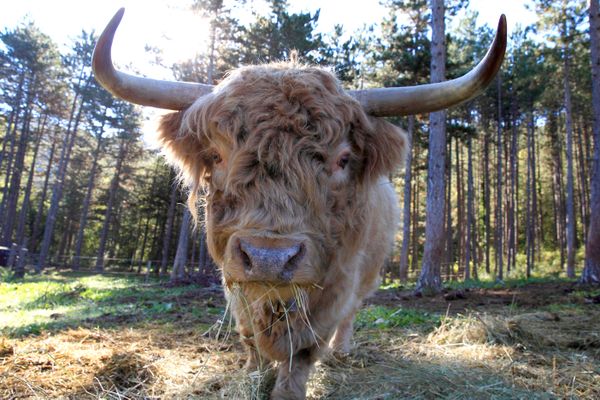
0, 269, 220, 338
355, 305, 439, 330
236, 0, 322, 64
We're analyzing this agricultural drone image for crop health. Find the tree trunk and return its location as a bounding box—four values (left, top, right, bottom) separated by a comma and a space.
95, 138, 128, 272
496, 76, 504, 281
10, 115, 46, 276
411, 170, 420, 273
160, 180, 178, 275
0, 74, 25, 238
581, 0, 600, 284
399, 116, 414, 282
456, 139, 464, 277
416, 0, 446, 295
526, 112, 537, 277
550, 111, 567, 269
507, 89, 519, 274
73, 136, 103, 270
483, 124, 491, 274
2, 80, 35, 245
138, 217, 151, 273
465, 137, 475, 280
171, 208, 192, 282
35, 77, 89, 272
576, 122, 589, 241
564, 51, 577, 278
534, 129, 543, 259
30, 138, 56, 253
12, 114, 47, 262
445, 138, 453, 280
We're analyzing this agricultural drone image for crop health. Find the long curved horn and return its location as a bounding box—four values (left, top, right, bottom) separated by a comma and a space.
92, 8, 213, 110
350, 15, 507, 117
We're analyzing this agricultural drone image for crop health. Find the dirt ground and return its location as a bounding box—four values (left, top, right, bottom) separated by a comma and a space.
1, 281, 599, 399
369, 281, 598, 314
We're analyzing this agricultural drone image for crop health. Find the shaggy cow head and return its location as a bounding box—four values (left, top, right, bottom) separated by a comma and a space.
156, 63, 408, 290
92, 7, 506, 307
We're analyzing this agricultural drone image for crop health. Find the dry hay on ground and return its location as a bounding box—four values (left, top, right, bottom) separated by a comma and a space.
1, 308, 599, 399
423, 310, 600, 399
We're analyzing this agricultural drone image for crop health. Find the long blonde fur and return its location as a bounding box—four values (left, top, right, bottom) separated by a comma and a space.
157, 60, 407, 399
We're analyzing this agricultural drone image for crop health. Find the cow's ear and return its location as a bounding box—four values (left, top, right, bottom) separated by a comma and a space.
157, 111, 208, 187
353, 116, 408, 181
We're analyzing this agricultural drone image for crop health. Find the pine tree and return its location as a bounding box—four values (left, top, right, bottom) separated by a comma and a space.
236, 0, 322, 64
416, 0, 446, 295
581, 0, 600, 284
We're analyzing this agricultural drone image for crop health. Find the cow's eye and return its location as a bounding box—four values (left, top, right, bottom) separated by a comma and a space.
211, 152, 223, 164
336, 152, 350, 170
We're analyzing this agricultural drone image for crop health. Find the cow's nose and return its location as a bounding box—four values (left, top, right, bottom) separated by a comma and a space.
238, 239, 305, 281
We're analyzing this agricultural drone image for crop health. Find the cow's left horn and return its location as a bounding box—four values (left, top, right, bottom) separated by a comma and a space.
350, 15, 507, 117
92, 8, 213, 110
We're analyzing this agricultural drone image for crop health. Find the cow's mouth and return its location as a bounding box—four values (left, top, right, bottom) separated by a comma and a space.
264, 298, 298, 337
227, 281, 317, 335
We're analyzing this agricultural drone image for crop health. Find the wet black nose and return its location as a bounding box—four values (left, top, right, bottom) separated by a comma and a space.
238, 239, 305, 281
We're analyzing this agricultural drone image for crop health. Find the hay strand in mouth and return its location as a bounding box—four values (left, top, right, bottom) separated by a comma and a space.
291, 283, 320, 346
223, 281, 321, 369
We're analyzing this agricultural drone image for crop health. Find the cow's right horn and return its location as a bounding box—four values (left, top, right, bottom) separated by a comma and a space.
92, 8, 213, 110
350, 15, 507, 117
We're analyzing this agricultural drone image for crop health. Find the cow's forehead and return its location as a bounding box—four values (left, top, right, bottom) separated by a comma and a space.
215, 65, 345, 108
206, 69, 351, 149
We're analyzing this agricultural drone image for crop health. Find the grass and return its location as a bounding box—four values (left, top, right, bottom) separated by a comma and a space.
355, 305, 440, 330
443, 275, 575, 291
0, 269, 223, 337
1, 268, 599, 399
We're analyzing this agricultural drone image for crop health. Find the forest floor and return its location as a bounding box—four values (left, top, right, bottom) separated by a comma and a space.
1, 269, 599, 399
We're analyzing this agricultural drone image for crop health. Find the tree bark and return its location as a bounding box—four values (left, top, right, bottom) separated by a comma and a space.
12, 114, 47, 259
507, 88, 519, 274
95, 138, 128, 272
160, 180, 178, 275
35, 76, 89, 272
10, 115, 46, 276
576, 122, 589, 241
30, 138, 56, 253
526, 112, 537, 277
171, 208, 192, 282
483, 123, 491, 274
445, 138, 453, 280
399, 116, 414, 282
496, 76, 504, 281
465, 137, 475, 280
73, 135, 103, 270
0, 74, 25, 238
416, 0, 446, 295
563, 49, 577, 278
411, 169, 420, 273
581, 0, 600, 284
2, 78, 35, 245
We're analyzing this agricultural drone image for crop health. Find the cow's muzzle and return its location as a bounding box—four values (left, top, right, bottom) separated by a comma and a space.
232, 236, 306, 282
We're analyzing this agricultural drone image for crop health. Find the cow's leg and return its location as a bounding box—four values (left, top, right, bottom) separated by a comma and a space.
330, 313, 355, 354
270, 347, 316, 400
240, 330, 271, 371
330, 301, 361, 354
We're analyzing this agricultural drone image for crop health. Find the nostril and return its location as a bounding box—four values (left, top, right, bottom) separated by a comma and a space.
238, 240, 254, 270
285, 243, 305, 269
279, 243, 305, 282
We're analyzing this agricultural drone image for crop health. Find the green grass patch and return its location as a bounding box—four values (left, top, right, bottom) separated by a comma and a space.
542, 302, 586, 314
443, 275, 574, 291
0, 268, 220, 338
355, 305, 440, 330
571, 288, 600, 299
